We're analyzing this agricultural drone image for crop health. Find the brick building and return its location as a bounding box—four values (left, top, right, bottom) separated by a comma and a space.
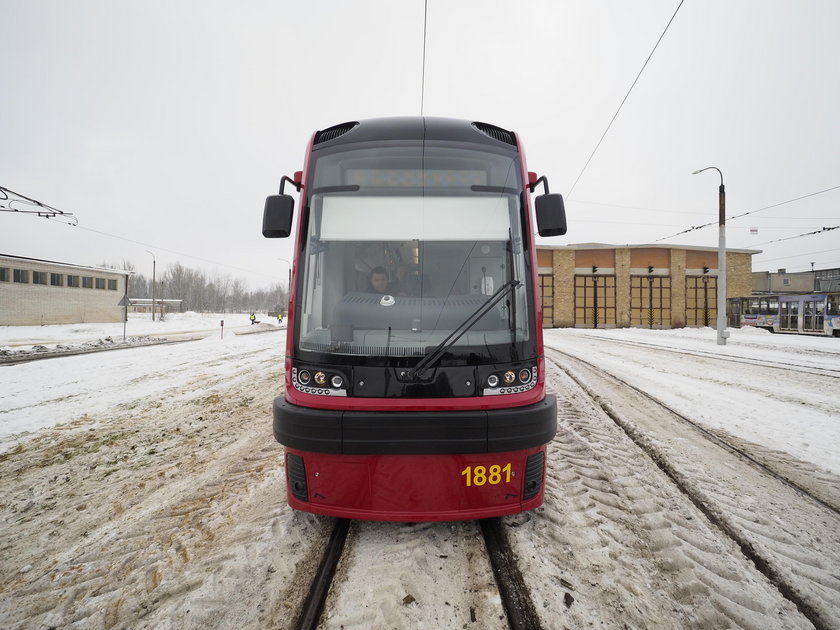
0, 254, 131, 325
536, 244, 758, 329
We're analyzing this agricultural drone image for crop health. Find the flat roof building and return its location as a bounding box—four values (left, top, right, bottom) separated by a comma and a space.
0, 254, 131, 326
536, 243, 759, 329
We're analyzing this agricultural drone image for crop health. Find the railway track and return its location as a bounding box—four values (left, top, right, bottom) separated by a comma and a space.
292, 517, 541, 630
546, 348, 840, 629
547, 347, 840, 516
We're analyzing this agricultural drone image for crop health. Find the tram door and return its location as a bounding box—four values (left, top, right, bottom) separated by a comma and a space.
780, 299, 799, 331
685, 276, 718, 327
574, 275, 616, 328
631, 276, 671, 328
726, 297, 743, 328
803, 297, 824, 333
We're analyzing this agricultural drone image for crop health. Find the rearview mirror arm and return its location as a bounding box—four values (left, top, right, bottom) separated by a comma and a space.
279, 175, 302, 195
528, 175, 550, 194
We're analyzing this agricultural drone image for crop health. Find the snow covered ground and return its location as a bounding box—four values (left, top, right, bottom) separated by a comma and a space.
2, 316, 836, 474
1, 317, 838, 629
544, 325, 840, 476
0, 312, 283, 446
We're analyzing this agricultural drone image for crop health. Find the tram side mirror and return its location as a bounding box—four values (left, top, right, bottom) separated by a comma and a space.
535, 193, 567, 236
263, 195, 294, 238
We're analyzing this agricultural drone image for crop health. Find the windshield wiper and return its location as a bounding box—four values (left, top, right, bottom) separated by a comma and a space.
310, 185, 361, 194
470, 185, 519, 194
410, 279, 520, 380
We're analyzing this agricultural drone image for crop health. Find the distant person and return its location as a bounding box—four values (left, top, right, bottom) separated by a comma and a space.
250, 312, 256, 325
277, 313, 283, 324
367, 266, 390, 294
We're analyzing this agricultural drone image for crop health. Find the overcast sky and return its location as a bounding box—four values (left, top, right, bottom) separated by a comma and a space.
2, 0, 838, 291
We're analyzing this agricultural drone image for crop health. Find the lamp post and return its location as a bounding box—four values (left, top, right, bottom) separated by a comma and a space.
145, 250, 156, 321
692, 167, 728, 346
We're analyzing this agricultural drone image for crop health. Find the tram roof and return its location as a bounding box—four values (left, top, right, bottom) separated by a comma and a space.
312, 117, 520, 152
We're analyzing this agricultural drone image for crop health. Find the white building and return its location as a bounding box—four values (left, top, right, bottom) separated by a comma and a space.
0, 254, 131, 325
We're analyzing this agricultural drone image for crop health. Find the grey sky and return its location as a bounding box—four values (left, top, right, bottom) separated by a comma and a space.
2, 0, 838, 291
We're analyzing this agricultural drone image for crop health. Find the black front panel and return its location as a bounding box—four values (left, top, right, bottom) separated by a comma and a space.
352, 365, 478, 398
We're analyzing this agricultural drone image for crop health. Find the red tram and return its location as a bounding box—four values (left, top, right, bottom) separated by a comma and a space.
262, 117, 566, 521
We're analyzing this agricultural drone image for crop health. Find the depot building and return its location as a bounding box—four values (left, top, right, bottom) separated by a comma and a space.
0, 253, 131, 326
536, 244, 758, 329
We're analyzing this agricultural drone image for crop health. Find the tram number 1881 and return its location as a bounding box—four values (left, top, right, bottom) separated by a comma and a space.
461, 463, 512, 487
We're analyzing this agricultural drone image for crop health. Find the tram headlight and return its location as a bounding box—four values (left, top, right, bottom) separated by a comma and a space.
330, 374, 344, 389
314, 371, 327, 386
298, 370, 311, 385
482, 364, 537, 395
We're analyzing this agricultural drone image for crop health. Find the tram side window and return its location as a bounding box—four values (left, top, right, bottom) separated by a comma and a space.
828, 295, 840, 316
767, 297, 779, 314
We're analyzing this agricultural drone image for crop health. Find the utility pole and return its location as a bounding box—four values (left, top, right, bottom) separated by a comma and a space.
692, 167, 729, 345
145, 250, 156, 321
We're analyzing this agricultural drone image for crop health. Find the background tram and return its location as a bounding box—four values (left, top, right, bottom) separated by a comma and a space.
728, 292, 840, 337
262, 117, 567, 521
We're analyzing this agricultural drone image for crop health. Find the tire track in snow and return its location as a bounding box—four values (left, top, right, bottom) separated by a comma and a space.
502, 356, 812, 629
548, 349, 840, 629
0, 360, 328, 630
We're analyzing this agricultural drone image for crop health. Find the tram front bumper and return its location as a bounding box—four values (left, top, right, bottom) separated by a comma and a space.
272, 395, 557, 455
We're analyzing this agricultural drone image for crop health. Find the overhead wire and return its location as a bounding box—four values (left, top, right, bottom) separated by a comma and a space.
420, 0, 428, 116
654, 184, 840, 242
750, 225, 838, 247
2, 186, 280, 283
567, 0, 685, 199
0, 185, 78, 225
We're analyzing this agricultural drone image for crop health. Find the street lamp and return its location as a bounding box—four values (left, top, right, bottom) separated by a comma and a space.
145, 250, 156, 321
692, 167, 729, 346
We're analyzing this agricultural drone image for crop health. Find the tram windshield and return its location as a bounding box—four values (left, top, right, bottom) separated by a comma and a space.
295, 142, 534, 364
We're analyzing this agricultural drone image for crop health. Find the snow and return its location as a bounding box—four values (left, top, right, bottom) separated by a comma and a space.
0, 312, 283, 447
3, 317, 836, 475
543, 326, 840, 476
1, 318, 838, 628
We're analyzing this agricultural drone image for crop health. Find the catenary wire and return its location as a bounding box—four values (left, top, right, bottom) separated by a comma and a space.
567, 0, 685, 199
655, 184, 840, 242
420, 0, 428, 116
2, 188, 280, 283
